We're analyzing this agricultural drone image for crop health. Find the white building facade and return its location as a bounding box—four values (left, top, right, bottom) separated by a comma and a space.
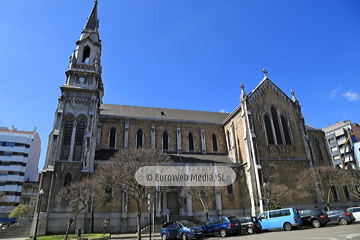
322, 120, 359, 168
0, 126, 41, 217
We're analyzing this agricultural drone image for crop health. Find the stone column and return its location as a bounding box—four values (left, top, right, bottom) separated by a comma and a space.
151, 125, 156, 149
215, 188, 222, 215
122, 190, 128, 218
185, 165, 193, 216
156, 189, 161, 217
200, 128, 206, 153
68, 120, 77, 161
162, 192, 167, 217
124, 121, 129, 149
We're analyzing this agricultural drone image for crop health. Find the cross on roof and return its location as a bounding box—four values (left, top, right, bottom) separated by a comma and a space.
262, 68, 268, 78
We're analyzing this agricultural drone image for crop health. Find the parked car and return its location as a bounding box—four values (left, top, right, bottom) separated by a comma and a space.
161, 220, 203, 240
201, 216, 241, 237
326, 210, 355, 225
346, 207, 360, 222
258, 208, 302, 231
238, 216, 262, 234
299, 209, 329, 228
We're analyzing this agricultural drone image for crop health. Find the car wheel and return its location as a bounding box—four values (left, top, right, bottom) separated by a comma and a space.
181, 233, 187, 240
219, 228, 227, 237
311, 219, 321, 228
247, 227, 254, 234
162, 234, 167, 240
283, 222, 292, 231
339, 218, 348, 225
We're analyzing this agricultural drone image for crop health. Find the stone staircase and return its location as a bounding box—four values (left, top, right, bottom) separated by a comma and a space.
0, 222, 32, 238
140, 216, 203, 235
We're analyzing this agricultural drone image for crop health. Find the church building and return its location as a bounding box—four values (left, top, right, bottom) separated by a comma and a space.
33, 1, 337, 235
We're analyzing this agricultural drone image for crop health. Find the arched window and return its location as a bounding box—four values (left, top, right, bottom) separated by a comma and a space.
64, 173, 72, 187
314, 138, 323, 161
281, 116, 291, 145
162, 131, 169, 150
271, 107, 283, 145
226, 175, 234, 194
136, 129, 143, 149
82, 46, 91, 63
109, 127, 116, 148
264, 114, 275, 144
226, 130, 231, 149
63, 118, 73, 145
75, 119, 86, 146
212, 133, 218, 152
188, 132, 194, 151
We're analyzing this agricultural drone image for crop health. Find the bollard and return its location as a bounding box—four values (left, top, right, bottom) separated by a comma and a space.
77, 227, 81, 237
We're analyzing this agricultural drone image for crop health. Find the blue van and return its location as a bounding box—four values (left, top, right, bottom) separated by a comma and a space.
258, 208, 302, 231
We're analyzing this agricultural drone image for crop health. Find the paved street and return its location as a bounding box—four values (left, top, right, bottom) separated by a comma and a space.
205, 222, 360, 240
1, 222, 359, 240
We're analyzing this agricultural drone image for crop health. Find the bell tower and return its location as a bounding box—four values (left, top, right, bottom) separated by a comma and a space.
43, 0, 102, 175
30, 1, 103, 236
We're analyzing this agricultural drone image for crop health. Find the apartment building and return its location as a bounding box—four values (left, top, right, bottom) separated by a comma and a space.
322, 120, 360, 168
0, 126, 40, 217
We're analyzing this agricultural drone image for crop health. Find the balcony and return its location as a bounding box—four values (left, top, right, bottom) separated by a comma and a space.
0, 175, 23, 182
13, 146, 26, 152
0, 185, 21, 192
335, 128, 345, 137
8, 165, 24, 172
337, 138, 346, 146
22, 191, 38, 196
11, 155, 26, 162
344, 155, 354, 163
4, 195, 20, 202
340, 147, 352, 155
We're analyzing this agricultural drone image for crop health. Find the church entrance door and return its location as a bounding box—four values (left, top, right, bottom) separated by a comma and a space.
167, 192, 179, 215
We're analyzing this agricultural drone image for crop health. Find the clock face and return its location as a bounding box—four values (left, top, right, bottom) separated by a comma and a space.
78, 77, 86, 83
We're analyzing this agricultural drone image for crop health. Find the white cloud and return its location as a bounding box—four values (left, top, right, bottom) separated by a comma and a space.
330, 89, 337, 99
219, 109, 227, 113
342, 90, 360, 101
329, 84, 342, 99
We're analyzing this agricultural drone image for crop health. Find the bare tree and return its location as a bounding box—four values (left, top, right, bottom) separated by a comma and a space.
262, 182, 295, 210
296, 166, 345, 211
343, 169, 360, 198
57, 177, 95, 240
93, 148, 171, 240
9, 204, 35, 222
179, 186, 225, 221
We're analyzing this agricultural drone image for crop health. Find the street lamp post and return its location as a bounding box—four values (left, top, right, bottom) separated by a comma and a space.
33, 189, 44, 240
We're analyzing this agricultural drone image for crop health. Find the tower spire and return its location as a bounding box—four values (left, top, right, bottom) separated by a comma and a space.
83, 0, 99, 32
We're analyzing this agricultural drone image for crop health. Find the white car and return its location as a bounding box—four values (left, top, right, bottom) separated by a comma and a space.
346, 207, 360, 222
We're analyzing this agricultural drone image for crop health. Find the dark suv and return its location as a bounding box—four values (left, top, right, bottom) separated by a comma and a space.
238, 216, 262, 234
299, 209, 329, 228
201, 216, 241, 237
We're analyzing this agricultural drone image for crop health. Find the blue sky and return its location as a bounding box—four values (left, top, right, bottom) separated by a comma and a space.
1, 0, 359, 170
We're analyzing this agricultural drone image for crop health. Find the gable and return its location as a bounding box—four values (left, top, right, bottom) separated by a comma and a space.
247, 78, 294, 106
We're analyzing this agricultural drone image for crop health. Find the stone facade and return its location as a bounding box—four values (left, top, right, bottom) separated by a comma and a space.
31, 1, 359, 237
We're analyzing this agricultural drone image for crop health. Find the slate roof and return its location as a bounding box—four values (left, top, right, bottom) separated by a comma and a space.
169, 153, 234, 165
100, 104, 230, 124
306, 124, 322, 131
94, 149, 234, 165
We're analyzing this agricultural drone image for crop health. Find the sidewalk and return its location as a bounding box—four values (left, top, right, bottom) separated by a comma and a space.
109, 233, 161, 239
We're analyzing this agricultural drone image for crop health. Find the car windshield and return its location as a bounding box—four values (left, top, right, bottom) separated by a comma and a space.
228, 217, 239, 223
179, 221, 197, 227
